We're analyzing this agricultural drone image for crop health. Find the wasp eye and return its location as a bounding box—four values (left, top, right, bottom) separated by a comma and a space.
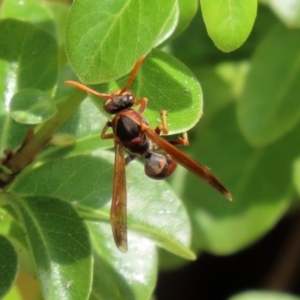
120, 95, 132, 104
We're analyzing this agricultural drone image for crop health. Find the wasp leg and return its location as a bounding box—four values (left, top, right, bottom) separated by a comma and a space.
154, 110, 189, 146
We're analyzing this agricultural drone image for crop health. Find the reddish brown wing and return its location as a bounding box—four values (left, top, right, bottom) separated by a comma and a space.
143, 127, 232, 201
110, 141, 128, 252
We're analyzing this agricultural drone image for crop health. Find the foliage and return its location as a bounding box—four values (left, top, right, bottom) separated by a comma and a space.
0, 0, 299, 299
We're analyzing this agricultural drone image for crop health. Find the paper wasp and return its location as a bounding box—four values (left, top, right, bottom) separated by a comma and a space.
65, 55, 232, 252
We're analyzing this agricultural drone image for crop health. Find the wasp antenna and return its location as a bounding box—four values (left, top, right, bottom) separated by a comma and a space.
65, 81, 112, 99
120, 55, 147, 94
224, 191, 233, 201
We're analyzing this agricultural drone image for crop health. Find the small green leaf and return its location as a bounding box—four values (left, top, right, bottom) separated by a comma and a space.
8, 195, 93, 300
158, 247, 189, 270
1, 285, 21, 300
0, 0, 56, 35
228, 290, 300, 300
141, 49, 202, 134
8, 221, 36, 278
10, 152, 195, 260
44, 2, 70, 46
237, 24, 300, 147
172, 103, 299, 254
173, 0, 198, 38
0, 208, 12, 235
0, 19, 58, 91
200, 0, 257, 52
0, 59, 36, 151
268, 0, 300, 28
50, 133, 76, 148
88, 222, 157, 300
0, 235, 18, 299
293, 158, 300, 196
9, 89, 57, 124
86, 49, 203, 135
193, 62, 244, 115
66, 0, 178, 83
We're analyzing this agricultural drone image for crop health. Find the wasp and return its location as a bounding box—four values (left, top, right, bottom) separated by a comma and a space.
65, 56, 232, 252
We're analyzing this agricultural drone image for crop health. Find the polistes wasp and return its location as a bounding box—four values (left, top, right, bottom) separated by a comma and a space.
65, 55, 232, 252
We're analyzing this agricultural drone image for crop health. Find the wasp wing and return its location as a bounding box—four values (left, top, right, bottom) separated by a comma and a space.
111, 141, 128, 252
144, 127, 232, 201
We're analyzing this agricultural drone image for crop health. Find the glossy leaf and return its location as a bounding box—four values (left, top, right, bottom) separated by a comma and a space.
172, 0, 198, 38
66, 0, 178, 83
1, 0, 70, 48
0, 0, 56, 35
88, 222, 157, 300
193, 63, 242, 115
293, 158, 300, 196
0, 208, 12, 235
141, 48, 202, 134
7, 195, 93, 300
0, 19, 58, 91
0, 235, 18, 299
171, 4, 278, 70
237, 24, 300, 147
0, 18, 58, 150
40, 98, 110, 160
228, 290, 300, 300
44, 2, 70, 47
268, 0, 300, 28
2, 285, 22, 300
9, 151, 195, 260
200, 0, 257, 52
9, 89, 57, 124
0, 59, 24, 150
8, 221, 36, 278
85, 49, 203, 135
170, 103, 298, 254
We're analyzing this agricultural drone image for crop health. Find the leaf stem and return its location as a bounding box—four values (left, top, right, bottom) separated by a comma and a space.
5, 89, 86, 174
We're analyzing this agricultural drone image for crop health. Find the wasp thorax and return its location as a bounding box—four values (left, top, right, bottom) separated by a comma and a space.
104, 92, 135, 114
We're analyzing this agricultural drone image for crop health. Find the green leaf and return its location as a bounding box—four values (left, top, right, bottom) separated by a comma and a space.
10, 151, 195, 260
44, 2, 70, 47
171, 103, 298, 254
0, 19, 58, 91
158, 247, 189, 270
193, 62, 244, 115
40, 98, 110, 160
8, 195, 92, 300
88, 222, 157, 300
1, 0, 50, 22
237, 24, 300, 147
7, 221, 36, 277
200, 0, 257, 52
84, 49, 202, 135
1, 285, 22, 300
0, 0, 56, 35
1, 0, 70, 49
9, 89, 57, 124
142, 49, 202, 134
268, 0, 300, 28
65, 0, 178, 83
0, 208, 12, 235
0, 84, 32, 153
172, 0, 198, 38
0, 19, 59, 151
293, 158, 300, 196
0, 235, 18, 299
228, 290, 300, 300
171, 4, 278, 70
